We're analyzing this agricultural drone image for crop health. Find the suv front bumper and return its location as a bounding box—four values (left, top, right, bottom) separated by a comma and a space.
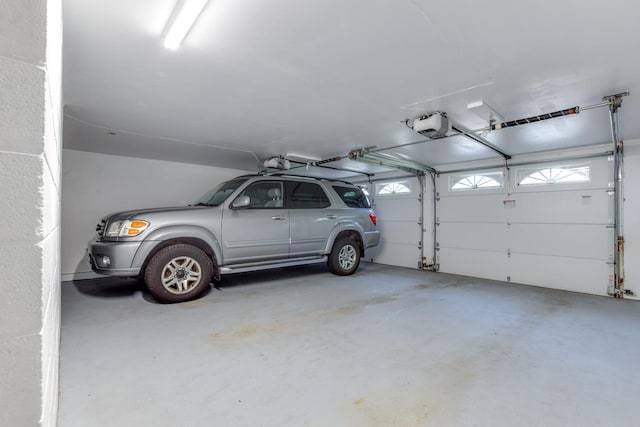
88, 239, 142, 277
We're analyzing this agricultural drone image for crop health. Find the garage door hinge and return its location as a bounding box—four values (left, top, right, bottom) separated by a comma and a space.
418, 217, 423, 225
507, 248, 511, 258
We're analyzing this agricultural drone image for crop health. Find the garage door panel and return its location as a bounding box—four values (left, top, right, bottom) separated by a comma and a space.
367, 177, 421, 269
437, 157, 613, 297
509, 191, 612, 224
510, 224, 613, 260
373, 198, 420, 221
438, 248, 508, 282
368, 242, 418, 269
377, 221, 420, 244
622, 141, 640, 299
439, 222, 508, 252
509, 253, 610, 296
438, 194, 509, 222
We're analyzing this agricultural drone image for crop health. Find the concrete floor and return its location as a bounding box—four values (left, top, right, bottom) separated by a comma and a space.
59, 263, 640, 427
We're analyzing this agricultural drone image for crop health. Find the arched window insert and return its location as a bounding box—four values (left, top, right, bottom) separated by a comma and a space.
518, 165, 590, 186
377, 182, 411, 195
451, 175, 502, 190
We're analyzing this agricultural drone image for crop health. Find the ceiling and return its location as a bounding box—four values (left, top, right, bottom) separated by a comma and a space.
63, 0, 640, 176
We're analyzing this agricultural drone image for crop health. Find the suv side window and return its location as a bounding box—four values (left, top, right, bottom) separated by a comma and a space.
238, 181, 284, 209
332, 185, 371, 208
286, 181, 331, 209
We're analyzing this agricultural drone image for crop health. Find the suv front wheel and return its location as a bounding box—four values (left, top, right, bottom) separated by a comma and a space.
328, 236, 361, 276
145, 243, 213, 303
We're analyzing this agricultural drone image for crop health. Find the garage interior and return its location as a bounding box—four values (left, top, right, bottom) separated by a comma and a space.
2, 0, 640, 426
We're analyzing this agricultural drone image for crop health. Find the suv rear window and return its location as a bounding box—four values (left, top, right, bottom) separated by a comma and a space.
332, 186, 371, 208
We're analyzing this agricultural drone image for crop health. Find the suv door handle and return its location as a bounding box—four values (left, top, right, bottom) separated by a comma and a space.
271, 216, 287, 221
325, 215, 337, 219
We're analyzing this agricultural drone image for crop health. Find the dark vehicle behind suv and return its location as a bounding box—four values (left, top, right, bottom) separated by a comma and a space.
88, 174, 380, 303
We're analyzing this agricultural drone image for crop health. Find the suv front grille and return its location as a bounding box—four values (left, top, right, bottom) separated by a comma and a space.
96, 220, 106, 239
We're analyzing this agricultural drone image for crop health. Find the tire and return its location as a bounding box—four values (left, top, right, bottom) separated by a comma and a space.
328, 236, 361, 276
144, 243, 213, 303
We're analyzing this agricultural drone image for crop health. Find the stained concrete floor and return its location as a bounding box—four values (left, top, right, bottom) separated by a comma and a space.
59, 263, 640, 427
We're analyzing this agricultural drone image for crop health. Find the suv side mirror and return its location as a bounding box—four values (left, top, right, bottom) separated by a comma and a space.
231, 195, 251, 210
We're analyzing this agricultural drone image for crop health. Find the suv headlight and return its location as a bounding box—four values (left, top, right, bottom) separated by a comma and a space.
105, 220, 150, 237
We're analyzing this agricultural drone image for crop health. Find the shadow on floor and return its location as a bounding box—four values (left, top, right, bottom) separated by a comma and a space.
69, 263, 337, 303
71, 277, 147, 299
214, 263, 330, 290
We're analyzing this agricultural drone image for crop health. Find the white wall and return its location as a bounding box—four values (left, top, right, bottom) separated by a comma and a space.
61, 149, 250, 280
0, 1, 62, 425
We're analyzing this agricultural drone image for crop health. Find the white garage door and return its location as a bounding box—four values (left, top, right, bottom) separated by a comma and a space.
364, 177, 422, 269
436, 157, 614, 296
624, 140, 640, 299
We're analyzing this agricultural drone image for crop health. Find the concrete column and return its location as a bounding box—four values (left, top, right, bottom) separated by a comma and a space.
0, 0, 63, 425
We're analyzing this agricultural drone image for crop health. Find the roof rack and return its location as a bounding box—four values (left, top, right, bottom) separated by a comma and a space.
260, 172, 356, 187
235, 173, 262, 178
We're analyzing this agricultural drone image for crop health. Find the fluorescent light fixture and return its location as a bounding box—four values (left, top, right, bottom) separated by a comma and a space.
467, 99, 504, 124
466, 100, 485, 110
285, 153, 322, 163
164, 0, 209, 50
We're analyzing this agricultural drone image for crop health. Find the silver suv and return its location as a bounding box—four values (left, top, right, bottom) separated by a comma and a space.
88, 174, 380, 303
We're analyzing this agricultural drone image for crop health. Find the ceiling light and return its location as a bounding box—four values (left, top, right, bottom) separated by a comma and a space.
164, 0, 209, 50
467, 99, 504, 124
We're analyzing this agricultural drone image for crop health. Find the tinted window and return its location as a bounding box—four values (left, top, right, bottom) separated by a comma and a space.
287, 182, 330, 209
332, 185, 371, 208
238, 181, 284, 209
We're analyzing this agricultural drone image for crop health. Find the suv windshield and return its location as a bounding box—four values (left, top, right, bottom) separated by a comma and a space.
332, 185, 371, 208
196, 178, 248, 206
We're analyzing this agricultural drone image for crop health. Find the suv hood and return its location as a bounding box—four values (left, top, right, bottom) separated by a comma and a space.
104, 205, 210, 221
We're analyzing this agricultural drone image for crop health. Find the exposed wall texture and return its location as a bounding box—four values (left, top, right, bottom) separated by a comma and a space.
0, 0, 62, 426
61, 149, 250, 280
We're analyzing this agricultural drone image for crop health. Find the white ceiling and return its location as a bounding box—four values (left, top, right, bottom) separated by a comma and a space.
63, 0, 640, 176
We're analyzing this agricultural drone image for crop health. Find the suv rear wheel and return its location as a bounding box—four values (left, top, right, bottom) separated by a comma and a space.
145, 243, 213, 303
328, 236, 360, 276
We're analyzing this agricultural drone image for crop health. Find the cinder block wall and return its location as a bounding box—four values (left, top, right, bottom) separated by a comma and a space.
0, 0, 62, 425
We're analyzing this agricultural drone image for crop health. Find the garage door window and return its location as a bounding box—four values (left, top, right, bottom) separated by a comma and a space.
376, 181, 411, 195
517, 164, 590, 186
450, 173, 503, 191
